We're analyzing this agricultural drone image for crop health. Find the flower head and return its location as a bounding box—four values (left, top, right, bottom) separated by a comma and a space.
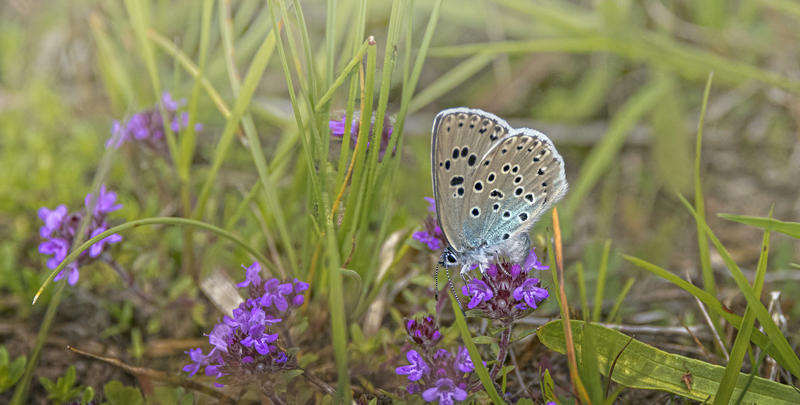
395, 350, 430, 381
404, 316, 443, 348
414, 197, 447, 251
460, 249, 550, 321
329, 111, 396, 161
107, 91, 203, 155
37, 186, 124, 286
422, 378, 468, 405
184, 268, 300, 387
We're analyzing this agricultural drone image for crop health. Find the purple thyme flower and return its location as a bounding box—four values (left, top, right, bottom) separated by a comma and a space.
236, 261, 263, 288
455, 346, 474, 373
38, 205, 68, 238
458, 250, 550, 322
414, 197, 447, 251
329, 111, 396, 161
107, 91, 203, 154
523, 248, 549, 272
405, 316, 443, 348
38, 186, 124, 285
424, 197, 436, 212
513, 278, 549, 309
85, 185, 123, 217
396, 350, 430, 381
461, 278, 494, 309
184, 267, 299, 387
260, 278, 293, 311
89, 226, 123, 258
183, 348, 211, 377
422, 378, 468, 405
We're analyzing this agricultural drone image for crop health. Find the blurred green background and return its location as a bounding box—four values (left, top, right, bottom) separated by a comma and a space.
1, 0, 799, 402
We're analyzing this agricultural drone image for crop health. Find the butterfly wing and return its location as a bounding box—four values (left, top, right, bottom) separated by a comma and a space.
465, 128, 568, 248
431, 108, 513, 251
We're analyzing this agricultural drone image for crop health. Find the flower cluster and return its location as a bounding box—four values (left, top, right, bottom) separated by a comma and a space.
413, 197, 446, 251
396, 316, 477, 404
461, 249, 549, 322
38, 185, 123, 285
106, 91, 203, 154
329, 111, 396, 161
183, 262, 306, 387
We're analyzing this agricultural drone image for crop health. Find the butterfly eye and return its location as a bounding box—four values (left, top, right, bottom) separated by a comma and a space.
446, 252, 457, 264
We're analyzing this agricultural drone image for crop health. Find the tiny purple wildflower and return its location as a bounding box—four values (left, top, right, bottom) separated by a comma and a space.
395, 350, 430, 381
461, 279, 494, 309
261, 278, 293, 311
455, 346, 474, 373
424, 197, 436, 212
513, 278, 549, 309
107, 91, 203, 155
85, 184, 123, 217
414, 197, 447, 252
38, 205, 68, 238
183, 348, 210, 377
329, 111, 396, 160
37, 186, 124, 285
523, 248, 549, 272
422, 378, 468, 405
236, 261, 263, 288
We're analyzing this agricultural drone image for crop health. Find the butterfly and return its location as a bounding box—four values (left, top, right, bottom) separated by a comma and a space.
431, 107, 568, 278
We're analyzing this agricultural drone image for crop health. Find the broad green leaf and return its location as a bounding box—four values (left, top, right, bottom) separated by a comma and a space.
539, 320, 800, 403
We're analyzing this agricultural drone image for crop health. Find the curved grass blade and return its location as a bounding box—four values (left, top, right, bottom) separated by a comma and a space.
538, 320, 800, 404
715, 208, 772, 405
677, 194, 800, 379
720, 214, 800, 240
624, 255, 792, 369
32, 217, 274, 305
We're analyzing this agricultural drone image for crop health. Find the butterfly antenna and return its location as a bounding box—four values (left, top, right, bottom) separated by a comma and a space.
446, 267, 466, 317
434, 260, 441, 301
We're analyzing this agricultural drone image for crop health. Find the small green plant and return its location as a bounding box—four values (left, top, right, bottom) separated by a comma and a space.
103, 381, 143, 405
0, 346, 26, 393
39, 365, 90, 404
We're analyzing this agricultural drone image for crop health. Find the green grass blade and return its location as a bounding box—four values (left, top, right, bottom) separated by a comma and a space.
720, 214, 800, 239
315, 40, 371, 110
123, 0, 180, 170
605, 278, 634, 324
88, 13, 135, 112
715, 208, 773, 405
193, 29, 277, 219
449, 293, 503, 403
695, 72, 716, 300
677, 194, 800, 379
324, 220, 350, 402
178, 0, 213, 180
32, 217, 275, 302
148, 30, 232, 118
593, 239, 611, 322
265, 0, 324, 220
538, 320, 800, 404
408, 52, 495, 113
576, 262, 589, 320
219, 0, 297, 276
623, 255, 791, 367
563, 80, 670, 224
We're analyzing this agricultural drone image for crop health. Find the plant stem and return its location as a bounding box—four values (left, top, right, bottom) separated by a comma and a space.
489, 323, 513, 381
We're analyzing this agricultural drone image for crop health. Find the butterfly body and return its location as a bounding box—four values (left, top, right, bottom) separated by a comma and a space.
431, 107, 568, 276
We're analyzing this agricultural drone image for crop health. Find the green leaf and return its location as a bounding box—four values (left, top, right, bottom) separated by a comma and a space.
513, 327, 538, 342
538, 320, 800, 403
472, 336, 497, 345
104, 381, 144, 405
